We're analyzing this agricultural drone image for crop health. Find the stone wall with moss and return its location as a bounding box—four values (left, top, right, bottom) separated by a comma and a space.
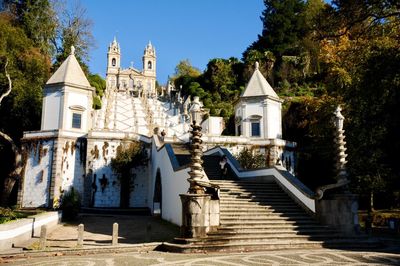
86, 139, 150, 208
21, 139, 54, 207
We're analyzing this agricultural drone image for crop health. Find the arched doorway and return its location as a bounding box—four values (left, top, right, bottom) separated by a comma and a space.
153, 169, 162, 216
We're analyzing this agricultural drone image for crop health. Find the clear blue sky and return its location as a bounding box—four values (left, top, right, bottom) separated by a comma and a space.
81, 0, 265, 84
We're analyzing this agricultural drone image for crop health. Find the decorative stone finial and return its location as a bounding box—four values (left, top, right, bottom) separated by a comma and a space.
70, 46, 75, 55
334, 105, 344, 131
255, 61, 259, 70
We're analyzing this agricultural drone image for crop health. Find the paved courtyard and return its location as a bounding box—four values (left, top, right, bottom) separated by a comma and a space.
16, 214, 179, 250
2, 249, 400, 265
2, 213, 400, 265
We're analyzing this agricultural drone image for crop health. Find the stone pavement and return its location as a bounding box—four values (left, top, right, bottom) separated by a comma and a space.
4, 214, 179, 252
2, 249, 400, 265
2, 213, 400, 265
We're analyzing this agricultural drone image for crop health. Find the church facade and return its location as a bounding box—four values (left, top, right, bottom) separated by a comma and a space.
18, 39, 295, 215
106, 38, 156, 97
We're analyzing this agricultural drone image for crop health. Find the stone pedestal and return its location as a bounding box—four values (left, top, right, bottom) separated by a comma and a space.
180, 194, 219, 238
316, 193, 358, 234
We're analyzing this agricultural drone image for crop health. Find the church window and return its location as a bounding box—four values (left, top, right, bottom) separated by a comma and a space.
72, 113, 82, 129
112, 58, 116, 66
251, 122, 260, 137
148, 61, 152, 69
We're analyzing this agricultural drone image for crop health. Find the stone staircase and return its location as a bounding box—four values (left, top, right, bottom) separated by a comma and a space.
161, 179, 381, 253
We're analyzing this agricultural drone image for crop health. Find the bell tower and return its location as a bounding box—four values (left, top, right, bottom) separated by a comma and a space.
142, 41, 156, 77
107, 37, 121, 72
106, 37, 121, 88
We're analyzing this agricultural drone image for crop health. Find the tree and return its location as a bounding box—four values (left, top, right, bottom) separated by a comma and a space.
317, 0, 400, 38
88, 74, 106, 109
52, 0, 94, 74
111, 141, 148, 208
172, 59, 201, 96
173, 59, 201, 78
282, 96, 339, 189
0, 14, 50, 140
345, 45, 400, 209
247, 0, 307, 57
0, 59, 23, 206
2, 0, 58, 57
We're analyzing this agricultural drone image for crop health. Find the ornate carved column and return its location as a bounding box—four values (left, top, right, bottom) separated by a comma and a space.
333, 105, 349, 183
179, 96, 218, 238
315, 105, 358, 234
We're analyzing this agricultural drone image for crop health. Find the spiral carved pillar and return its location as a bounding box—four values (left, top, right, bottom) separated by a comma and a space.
187, 122, 205, 194
333, 106, 349, 182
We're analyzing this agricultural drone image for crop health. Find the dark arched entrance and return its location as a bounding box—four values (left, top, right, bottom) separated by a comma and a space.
153, 169, 162, 216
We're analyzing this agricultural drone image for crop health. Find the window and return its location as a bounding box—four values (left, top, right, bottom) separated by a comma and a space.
237, 125, 241, 136
112, 58, 116, 66
148, 61, 152, 69
72, 113, 82, 129
251, 122, 260, 137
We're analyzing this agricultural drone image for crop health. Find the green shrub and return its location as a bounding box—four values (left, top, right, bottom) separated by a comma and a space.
60, 187, 81, 221
93, 95, 102, 109
0, 207, 28, 224
235, 148, 267, 169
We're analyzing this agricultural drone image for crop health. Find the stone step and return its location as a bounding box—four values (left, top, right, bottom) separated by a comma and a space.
221, 205, 302, 210
161, 238, 382, 253
160, 240, 324, 253
183, 232, 352, 243
221, 192, 289, 197
220, 216, 314, 222
219, 186, 283, 190
221, 196, 288, 200
220, 206, 301, 211
220, 191, 287, 196
220, 212, 308, 217
214, 227, 335, 234
218, 185, 280, 190
220, 220, 320, 226
220, 199, 295, 204
220, 197, 293, 201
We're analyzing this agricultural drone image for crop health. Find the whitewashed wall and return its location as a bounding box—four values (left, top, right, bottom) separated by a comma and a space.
89, 140, 121, 207
265, 99, 282, 139
202, 117, 224, 136
150, 139, 189, 225
59, 139, 86, 197
22, 140, 54, 208
41, 91, 61, 130
65, 90, 91, 132
243, 102, 264, 138
88, 139, 150, 208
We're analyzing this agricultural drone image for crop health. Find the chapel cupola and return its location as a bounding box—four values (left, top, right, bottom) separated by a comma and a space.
234, 62, 283, 139
41, 46, 94, 134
